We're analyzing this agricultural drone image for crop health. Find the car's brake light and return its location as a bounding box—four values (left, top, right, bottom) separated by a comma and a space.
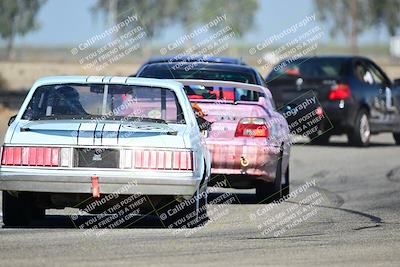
133, 150, 193, 171
329, 84, 351, 101
235, 118, 269, 138
1, 146, 60, 167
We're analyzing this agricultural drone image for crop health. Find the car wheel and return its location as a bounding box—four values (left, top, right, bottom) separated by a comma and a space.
2, 191, 33, 227
348, 109, 370, 147
159, 190, 208, 229
282, 165, 290, 197
256, 157, 283, 204
393, 133, 400, 145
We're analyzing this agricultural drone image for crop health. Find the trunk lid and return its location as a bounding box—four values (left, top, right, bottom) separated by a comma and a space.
196, 102, 269, 139
11, 120, 187, 148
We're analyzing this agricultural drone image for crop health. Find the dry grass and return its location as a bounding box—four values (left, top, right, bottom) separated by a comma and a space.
0, 62, 140, 91
0, 60, 399, 91
0, 105, 16, 142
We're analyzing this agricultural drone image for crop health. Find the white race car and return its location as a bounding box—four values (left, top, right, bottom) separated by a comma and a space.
0, 76, 210, 228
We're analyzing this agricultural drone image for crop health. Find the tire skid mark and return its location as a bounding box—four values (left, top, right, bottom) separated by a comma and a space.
311, 170, 330, 179
243, 233, 325, 240
315, 186, 345, 208
386, 166, 400, 183
310, 186, 382, 224
353, 224, 381, 231
288, 200, 383, 224
288, 184, 383, 225
301, 173, 374, 224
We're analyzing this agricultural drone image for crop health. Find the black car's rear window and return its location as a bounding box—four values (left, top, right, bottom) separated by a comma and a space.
268, 58, 348, 80
138, 64, 257, 84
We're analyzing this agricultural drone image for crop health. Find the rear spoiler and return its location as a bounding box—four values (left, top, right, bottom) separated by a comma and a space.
172, 79, 274, 110
172, 79, 270, 95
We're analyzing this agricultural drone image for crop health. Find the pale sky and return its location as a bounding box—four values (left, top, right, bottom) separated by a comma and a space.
10, 0, 391, 47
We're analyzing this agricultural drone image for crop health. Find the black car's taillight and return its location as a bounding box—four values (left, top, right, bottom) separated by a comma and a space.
329, 84, 351, 101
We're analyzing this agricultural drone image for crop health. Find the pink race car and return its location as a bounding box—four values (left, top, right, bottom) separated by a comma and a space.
178, 80, 291, 203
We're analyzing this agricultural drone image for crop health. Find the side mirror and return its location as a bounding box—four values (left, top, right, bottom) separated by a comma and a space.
394, 79, 400, 87
8, 115, 17, 126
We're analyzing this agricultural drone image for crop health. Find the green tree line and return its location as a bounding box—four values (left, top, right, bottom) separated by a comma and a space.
315, 0, 400, 54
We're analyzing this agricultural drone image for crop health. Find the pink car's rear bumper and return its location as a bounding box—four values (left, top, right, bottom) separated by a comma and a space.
206, 139, 282, 181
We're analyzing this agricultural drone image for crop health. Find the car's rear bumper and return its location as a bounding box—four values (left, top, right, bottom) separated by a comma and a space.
0, 167, 200, 196
318, 101, 358, 134
206, 140, 281, 182
283, 100, 357, 136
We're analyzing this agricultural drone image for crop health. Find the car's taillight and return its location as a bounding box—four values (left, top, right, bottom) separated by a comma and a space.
329, 84, 351, 101
1, 146, 60, 167
133, 150, 193, 171
235, 118, 269, 138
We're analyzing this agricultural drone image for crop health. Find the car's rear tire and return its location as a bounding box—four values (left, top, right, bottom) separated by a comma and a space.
256, 158, 283, 204
282, 165, 290, 197
159, 190, 208, 229
348, 109, 370, 147
2, 191, 33, 227
393, 133, 400, 145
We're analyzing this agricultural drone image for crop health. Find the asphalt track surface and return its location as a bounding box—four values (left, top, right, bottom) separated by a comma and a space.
0, 133, 399, 266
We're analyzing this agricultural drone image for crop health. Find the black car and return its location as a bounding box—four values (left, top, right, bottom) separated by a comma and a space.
266, 56, 400, 146
136, 62, 267, 86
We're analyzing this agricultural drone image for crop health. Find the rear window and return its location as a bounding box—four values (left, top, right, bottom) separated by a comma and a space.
268, 58, 347, 80
138, 65, 257, 84
22, 84, 184, 124
184, 85, 262, 102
